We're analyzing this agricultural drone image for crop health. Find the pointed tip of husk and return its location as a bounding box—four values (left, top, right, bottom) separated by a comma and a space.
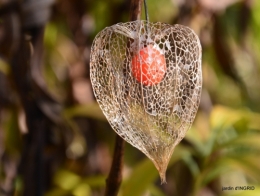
159, 171, 167, 184
152, 156, 169, 184
149, 145, 175, 185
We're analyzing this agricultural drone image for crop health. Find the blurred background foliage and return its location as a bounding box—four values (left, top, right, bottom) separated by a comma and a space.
0, 0, 260, 196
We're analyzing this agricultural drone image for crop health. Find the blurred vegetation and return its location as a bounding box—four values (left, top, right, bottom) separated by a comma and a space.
0, 0, 260, 196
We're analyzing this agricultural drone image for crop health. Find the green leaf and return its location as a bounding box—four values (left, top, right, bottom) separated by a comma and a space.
182, 153, 200, 177
120, 158, 158, 196
226, 155, 260, 182
202, 154, 260, 188
53, 169, 81, 190
4, 110, 22, 155
148, 184, 166, 196
185, 127, 208, 157
0, 59, 9, 74
210, 106, 242, 129
120, 146, 189, 196
81, 175, 106, 188
63, 102, 106, 121
210, 105, 260, 131
220, 134, 260, 150
72, 183, 91, 196
200, 161, 230, 187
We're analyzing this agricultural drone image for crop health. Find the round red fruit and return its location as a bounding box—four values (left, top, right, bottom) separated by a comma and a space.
131, 45, 166, 86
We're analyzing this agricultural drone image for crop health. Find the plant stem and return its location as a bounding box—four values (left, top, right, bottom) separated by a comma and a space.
104, 135, 125, 196
104, 0, 143, 195
144, 0, 149, 22
130, 0, 143, 21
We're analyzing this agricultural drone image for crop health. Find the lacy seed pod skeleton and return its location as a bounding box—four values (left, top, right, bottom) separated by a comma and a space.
90, 20, 202, 183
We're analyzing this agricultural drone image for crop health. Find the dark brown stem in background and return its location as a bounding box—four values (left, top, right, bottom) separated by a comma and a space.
3, 0, 58, 195
130, 0, 143, 21
104, 135, 125, 196
12, 26, 56, 196
104, 0, 143, 195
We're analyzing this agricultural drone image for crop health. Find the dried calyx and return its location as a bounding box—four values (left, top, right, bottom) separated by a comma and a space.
90, 20, 202, 183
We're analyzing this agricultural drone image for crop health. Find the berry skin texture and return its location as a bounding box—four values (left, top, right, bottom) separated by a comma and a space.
131, 45, 167, 86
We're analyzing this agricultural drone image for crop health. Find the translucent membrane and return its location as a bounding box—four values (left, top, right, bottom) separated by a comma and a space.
90, 20, 202, 183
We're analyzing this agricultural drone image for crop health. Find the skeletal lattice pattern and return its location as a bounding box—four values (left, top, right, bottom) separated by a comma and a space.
90, 20, 202, 182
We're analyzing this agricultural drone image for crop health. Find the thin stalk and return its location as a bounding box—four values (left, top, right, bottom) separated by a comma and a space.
144, 0, 149, 22
104, 135, 125, 196
104, 1, 143, 196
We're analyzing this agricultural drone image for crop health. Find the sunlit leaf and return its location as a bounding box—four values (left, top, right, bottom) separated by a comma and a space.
210, 105, 260, 131
53, 169, 81, 190
0, 59, 9, 74
210, 105, 243, 129
72, 183, 91, 196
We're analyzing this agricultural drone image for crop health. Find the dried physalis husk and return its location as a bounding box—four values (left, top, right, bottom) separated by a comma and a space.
90, 20, 202, 183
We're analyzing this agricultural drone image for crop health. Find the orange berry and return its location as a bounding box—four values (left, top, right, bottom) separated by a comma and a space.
131, 45, 166, 86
